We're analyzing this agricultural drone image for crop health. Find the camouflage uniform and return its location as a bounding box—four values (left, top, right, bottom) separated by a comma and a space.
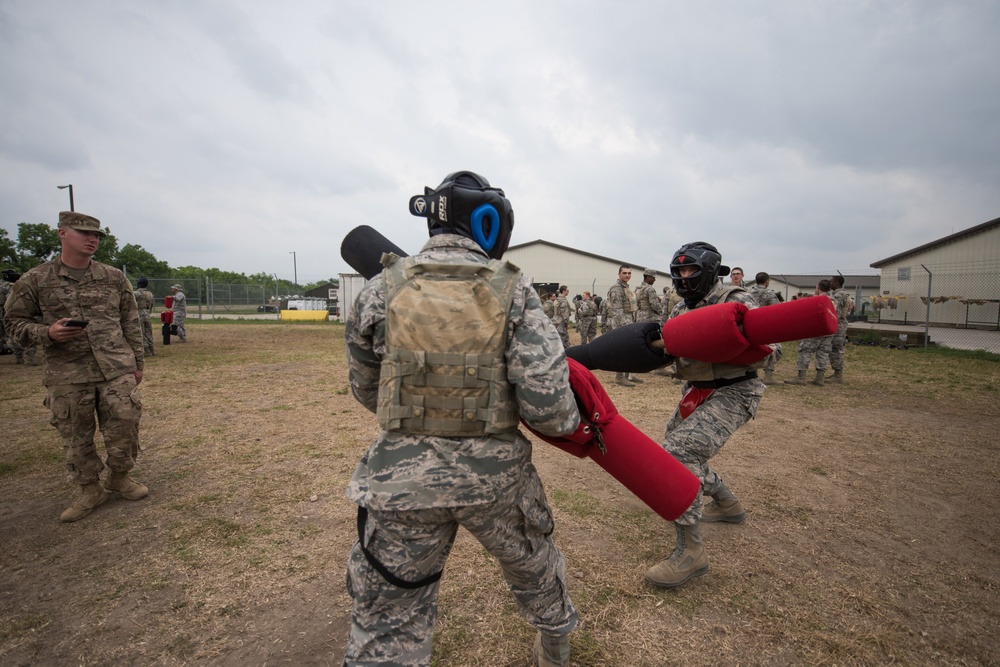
830, 287, 853, 373
748, 284, 781, 376
575, 298, 597, 345
343, 234, 580, 666
796, 293, 837, 372
133, 287, 156, 356
665, 280, 776, 526
171, 288, 187, 341
3, 257, 144, 485
660, 287, 683, 327
542, 294, 555, 320
634, 281, 663, 323
1, 279, 38, 364
553, 293, 571, 348
605, 279, 637, 331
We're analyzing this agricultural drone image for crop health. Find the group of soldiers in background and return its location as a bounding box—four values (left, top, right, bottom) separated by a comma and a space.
1, 269, 38, 365
536, 266, 853, 386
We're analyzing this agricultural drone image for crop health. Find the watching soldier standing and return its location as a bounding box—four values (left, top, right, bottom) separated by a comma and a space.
1, 269, 38, 365
606, 265, 641, 386
828, 275, 854, 384
170, 284, 187, 342
635, 268, 663, 323
553, 285, 572, 348
748, 272, 782, 384
575, 291, 597, 345
134, 277, 156, 357
785, 280, 836, 386
3, 211, 147, 523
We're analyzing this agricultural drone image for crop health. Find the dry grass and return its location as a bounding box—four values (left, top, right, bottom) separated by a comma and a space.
1, 322, 998, 666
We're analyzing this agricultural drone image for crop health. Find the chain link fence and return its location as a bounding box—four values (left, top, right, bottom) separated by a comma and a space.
127, 276, 279, 318
849, 261, 1000, 353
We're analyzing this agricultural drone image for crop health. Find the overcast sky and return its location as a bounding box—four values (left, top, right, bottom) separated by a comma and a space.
2, 1, 998, 283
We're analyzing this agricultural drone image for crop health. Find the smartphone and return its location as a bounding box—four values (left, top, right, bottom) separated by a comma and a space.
65, 319, 89, 328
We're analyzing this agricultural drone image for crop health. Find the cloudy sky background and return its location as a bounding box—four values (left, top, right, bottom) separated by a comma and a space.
2, 1, 998, 284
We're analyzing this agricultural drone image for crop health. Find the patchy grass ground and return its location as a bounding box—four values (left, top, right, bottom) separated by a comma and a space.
1, 321, 998, 666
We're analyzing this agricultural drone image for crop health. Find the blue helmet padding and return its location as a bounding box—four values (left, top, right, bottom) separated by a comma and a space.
471, 204, 500, 251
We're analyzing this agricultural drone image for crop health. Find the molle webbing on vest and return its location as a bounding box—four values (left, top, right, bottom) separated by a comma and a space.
377, 254, 520, 436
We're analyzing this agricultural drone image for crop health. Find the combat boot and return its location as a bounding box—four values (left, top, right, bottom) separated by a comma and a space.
61, 481, 108, 522
628, 373, 644, 384
784, 369, 807, 385
533, 631, 570, 667
702, 482, 747, 524
829, 369, 843, 384
645, 523, 709, 589
762, 368, 775, 385
104, 471, 149, 500
615, 372, 635, 387
811, 370, 826, 386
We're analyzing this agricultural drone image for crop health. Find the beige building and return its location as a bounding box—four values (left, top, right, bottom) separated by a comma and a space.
869, 216, 1000, 329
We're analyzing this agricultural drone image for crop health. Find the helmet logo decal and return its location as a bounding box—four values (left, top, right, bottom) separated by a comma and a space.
438, 195, 448, 222
678, 255, 687, 263
413, 197, 427, 214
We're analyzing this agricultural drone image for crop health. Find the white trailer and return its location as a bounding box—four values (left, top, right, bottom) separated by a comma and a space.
337, 273, 368, 322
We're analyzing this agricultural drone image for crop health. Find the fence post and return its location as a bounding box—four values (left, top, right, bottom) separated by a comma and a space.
920, 264, 932, 349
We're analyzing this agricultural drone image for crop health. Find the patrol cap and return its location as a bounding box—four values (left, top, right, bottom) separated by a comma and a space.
58, 211, 106, 237
643, 268, 656, 277
171, 284, 183, 290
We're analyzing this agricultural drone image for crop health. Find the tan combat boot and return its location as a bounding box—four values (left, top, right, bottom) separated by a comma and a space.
645, 523, 709, 589
533, 631, 570, 667
61, 481, 108, 522
615, 372, 635, 387
702, 482, 747, 524
105, 471, 149, 500
784, 369, 807, 385
627, 373, 644, 384
762, 368, 775, 385
829, 369, 843, 384
811, 370, 826, 386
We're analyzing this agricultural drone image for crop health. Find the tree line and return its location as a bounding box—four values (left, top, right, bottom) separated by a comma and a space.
1, 222, 336, 295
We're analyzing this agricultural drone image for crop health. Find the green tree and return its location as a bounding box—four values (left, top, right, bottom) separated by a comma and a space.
16, 222, 60, 268
0, 228, 19, 268
91, 227, 119, 266
117, 243, 170, 278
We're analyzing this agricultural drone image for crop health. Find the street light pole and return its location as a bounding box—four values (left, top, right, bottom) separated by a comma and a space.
57, 184, 74, 211
289, 251, 297, 288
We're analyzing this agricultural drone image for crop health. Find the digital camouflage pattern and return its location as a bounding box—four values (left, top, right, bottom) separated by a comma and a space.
575, 298, 597, 345
343, 234, 580, 666
553, 293, 571, 348
605, 279, 637, 331
4, 257, 144, 385
133, 287, 156, 355
665, 278, 772, 524
748, 284, 781, 307
796, 293, 836, 371
171, 288, 187, 341
830, 287, 854, 371
634, 281, 663, 323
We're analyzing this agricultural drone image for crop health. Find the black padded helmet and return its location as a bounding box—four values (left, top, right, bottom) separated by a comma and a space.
670, 242, 730, 307
137, 277, 149, 288
408, 171, 515, 259
2, 269, 21, 282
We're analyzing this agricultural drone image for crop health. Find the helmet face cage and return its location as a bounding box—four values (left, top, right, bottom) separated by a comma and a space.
409, 171, 515, 259
670, 242, 727, 304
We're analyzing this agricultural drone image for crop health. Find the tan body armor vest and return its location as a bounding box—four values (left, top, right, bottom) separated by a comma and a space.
377, 253, 521, 437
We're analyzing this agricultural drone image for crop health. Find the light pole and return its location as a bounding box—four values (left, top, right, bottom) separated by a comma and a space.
289, 251, 297, 288
57, 184, 74, 211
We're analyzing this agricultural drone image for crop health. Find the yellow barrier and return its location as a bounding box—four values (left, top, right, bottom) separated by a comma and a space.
280, 310, 329, 321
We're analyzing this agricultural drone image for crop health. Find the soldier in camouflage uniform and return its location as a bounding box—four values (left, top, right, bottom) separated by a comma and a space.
134, 277, 156, 357
343, 172, 580, 667
575, 291, 597, 345
1, 270, 38, 365
748, 272, 782, 384
635, 269, 663, 324
553, 285, 571, 348
645, 242, 779, 590
170, 284, 187, 342
4, 211, 147, 523
785, 280, 836, 386
606, 265, 641, 386
828, 275, 854, 384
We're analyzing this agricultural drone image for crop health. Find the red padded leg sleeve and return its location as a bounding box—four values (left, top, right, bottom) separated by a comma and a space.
741, 296, 838, 345
661, 301, 751, 363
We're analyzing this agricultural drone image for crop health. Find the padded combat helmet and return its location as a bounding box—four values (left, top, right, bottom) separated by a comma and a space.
2, 269, 21, 282
408, 171, 515, 259
670, 242, 730, 307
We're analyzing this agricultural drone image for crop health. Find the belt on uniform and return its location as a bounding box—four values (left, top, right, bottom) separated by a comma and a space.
689, 371, 758, 390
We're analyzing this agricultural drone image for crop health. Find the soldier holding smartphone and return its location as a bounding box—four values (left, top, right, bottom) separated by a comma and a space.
3, 211, 147, 522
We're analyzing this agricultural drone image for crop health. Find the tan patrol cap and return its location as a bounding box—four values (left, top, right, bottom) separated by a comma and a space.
171, 284, 183, 290
643, 268, 656, 277
58, 211, 106, 237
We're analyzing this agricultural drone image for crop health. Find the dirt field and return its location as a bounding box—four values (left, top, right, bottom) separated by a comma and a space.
1, 322, 998, 666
